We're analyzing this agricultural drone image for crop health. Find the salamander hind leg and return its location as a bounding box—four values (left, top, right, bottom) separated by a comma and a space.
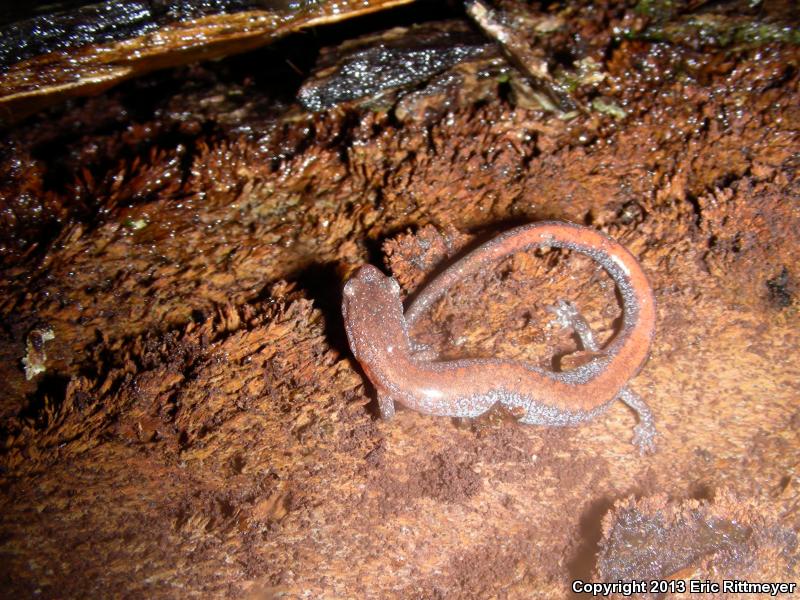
547, 299, 599, 352
618, 387, 657, 455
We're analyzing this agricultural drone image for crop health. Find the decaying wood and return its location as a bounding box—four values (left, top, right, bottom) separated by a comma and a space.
597, 492, 797, 584
0, 1, 798, 597
0, 0, 415, 124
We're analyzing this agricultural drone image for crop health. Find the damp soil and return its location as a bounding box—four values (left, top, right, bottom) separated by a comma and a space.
1, 1, 799, 597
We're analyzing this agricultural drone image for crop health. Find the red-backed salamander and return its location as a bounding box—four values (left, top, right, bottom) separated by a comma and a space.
342, 221, 657, 452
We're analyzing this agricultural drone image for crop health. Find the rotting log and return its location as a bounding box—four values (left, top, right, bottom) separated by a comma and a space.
0, 0, 799, 596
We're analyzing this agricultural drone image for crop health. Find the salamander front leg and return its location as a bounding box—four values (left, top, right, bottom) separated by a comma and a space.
377, 390, 396, 419
618, 387, 657, 455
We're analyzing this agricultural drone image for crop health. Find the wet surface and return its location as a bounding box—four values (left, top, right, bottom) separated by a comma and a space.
298, 21, 495, 111
0, 0, 418, 122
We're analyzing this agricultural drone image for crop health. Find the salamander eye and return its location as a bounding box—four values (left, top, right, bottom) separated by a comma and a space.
343, 280, 356, 297
388, 277, 401, 295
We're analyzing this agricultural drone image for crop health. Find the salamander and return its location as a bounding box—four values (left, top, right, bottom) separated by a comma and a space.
342, 221, 657, 452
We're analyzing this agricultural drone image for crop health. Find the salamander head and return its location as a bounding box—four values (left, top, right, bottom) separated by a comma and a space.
342, 265, 412, 368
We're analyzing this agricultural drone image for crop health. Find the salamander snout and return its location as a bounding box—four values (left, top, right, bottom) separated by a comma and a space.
344, 265, 401, 300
